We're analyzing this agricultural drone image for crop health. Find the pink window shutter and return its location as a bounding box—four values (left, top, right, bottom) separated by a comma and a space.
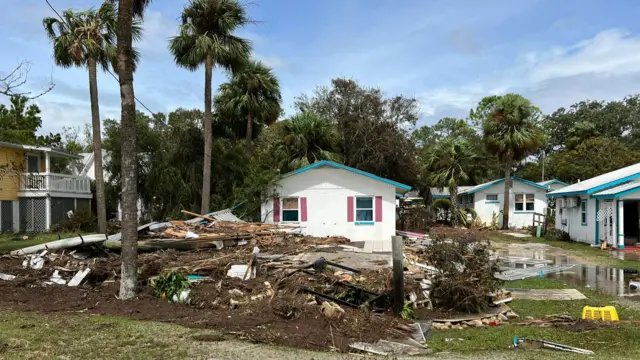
300, 197, 308, 222
347, 196, 354, 222
375, 196, 383, 222
273, 197, 280, 222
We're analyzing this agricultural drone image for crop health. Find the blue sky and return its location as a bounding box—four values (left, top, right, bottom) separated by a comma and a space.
1, 0, 640, 135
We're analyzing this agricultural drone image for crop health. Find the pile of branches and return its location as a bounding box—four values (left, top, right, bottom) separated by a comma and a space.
424, 235, 502, 313
398, 207, 433, 232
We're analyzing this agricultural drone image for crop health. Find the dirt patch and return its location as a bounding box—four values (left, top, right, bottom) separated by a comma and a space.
192, 334, 226, 342
0, 242, 412, 353
557, 320, 620, 332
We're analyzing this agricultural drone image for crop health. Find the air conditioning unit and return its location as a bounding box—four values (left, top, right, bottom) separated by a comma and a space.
566, 197, 580, 208
558, 198, 566, 208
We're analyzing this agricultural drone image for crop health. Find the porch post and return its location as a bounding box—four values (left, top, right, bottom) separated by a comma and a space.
45, 152, 51, 190
617, 200, 625, 249
45, 197, 51, 231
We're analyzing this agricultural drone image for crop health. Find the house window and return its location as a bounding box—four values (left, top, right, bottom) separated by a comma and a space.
355, 196, 374, 221
581, 200, 587, 225
515, 193, 535, 211
282, 197, 299, 222
486, 194, 498, 201
27, 155, 39, 173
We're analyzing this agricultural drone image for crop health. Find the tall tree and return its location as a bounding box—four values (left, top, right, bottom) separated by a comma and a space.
112, 0, 151, 300
215, 60, 281, 154
423, 137, 477, 225
169, 0, 252, 214
482, 94, 543, 229
43, 4, 141, 235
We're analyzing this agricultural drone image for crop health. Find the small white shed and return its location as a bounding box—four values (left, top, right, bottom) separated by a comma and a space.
261, 161, 411, 251
456, 177, 549, 229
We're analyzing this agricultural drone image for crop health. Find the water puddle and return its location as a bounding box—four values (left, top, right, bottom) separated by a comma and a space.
495, 244, 640, 299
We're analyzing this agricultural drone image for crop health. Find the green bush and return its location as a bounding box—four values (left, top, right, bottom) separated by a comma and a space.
546, 229, 571, 242
50, 207, 96, 233
150, 271, 190, 302
431, 198, 452, 212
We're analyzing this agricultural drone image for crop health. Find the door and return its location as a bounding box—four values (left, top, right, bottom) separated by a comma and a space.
599, 200, 615, 245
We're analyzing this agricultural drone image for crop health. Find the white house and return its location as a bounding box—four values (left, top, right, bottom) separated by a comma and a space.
80, 151, 147, 220
453, 177, 548, 229
548, 163, 640, 249
537, 179, 569, 192
261, 160, 411, 252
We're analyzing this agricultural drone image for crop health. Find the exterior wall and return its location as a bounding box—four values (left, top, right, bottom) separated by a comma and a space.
472, 181, 547, 229
554, 195, 596, 244
261, 167, 396, 250
0, 147, 24, 201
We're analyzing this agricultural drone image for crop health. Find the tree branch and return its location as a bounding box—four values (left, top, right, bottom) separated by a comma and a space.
1, 61, 55, 99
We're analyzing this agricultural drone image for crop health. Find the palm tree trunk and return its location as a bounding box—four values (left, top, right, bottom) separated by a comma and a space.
201, 54, 213, 214
117, 0, 138, 300
245, 113, 253, 154
87, 57, 107, 234
449, 186, 458, 226
502, 162, 511, 230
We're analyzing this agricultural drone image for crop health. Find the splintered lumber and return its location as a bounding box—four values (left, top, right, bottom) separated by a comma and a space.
181, 210, 218, 222
11, 234, 107, 256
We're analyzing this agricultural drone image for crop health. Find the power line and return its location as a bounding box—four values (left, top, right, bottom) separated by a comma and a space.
45, 0, 158, 117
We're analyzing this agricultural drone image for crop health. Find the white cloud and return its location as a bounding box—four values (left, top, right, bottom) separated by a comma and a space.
417, 29, 640, 124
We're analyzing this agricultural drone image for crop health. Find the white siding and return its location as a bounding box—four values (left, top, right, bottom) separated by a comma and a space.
555, 195, 596, 244
472, 181, 547, 229
261, 167, 397, 251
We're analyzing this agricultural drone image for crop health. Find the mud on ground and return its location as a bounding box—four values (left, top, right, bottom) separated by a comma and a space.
0, 242, 411, 352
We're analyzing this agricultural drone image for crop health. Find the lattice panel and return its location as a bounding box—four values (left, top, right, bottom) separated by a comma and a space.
51, 198, 75, 226
1, 201, 12, 232
32, 198, 47, 232
597, 206, 614, 221
76, 199, 91, 211
19, 198, 47, 232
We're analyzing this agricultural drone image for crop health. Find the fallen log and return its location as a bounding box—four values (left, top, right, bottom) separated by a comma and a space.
11, 234, 107, 256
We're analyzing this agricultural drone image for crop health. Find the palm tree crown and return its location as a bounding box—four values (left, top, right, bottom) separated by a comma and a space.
43, 3, 142, 71
168, 0, 252, 72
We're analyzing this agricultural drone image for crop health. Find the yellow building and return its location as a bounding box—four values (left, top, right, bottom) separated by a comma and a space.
0, 141, 92, 232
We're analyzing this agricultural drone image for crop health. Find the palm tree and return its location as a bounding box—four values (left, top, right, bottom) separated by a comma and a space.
483, 93, 543, 229
424, 137, 477, 226
169, 0, 253, 214
272, 112, 341, 172
43, 4, 141, 235
111, 0, 152, 300
216, 60, 281, 154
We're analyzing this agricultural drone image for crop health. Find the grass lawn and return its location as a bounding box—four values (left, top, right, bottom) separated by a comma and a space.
488, 232, 640, 271
428, 277, 640, 359
0, 311, 337, 360
0, 232, 92, 253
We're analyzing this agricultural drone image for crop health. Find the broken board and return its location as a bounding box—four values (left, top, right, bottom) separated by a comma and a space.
510, 289, 587, 301
433, 304, 511, 323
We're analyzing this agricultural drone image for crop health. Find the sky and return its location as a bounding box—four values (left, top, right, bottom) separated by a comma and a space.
1, 0, 640, 136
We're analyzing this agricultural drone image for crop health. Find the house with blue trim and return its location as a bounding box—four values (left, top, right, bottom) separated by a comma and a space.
537, 179, 569, 192
548, 163, 640, 248
434, 177, 549, 228
261, 161, 411, 252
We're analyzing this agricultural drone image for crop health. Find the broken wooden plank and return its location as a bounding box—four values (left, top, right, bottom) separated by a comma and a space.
510, 289, 587, 301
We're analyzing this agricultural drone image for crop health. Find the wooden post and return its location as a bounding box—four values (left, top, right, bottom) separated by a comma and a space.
392, 235, 404, 315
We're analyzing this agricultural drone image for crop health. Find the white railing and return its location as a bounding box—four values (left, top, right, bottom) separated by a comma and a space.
19, 173, 91, 194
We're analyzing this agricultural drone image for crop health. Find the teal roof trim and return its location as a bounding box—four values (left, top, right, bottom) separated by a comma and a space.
283, 160, 412, 191
463, 177, 548, 195
538, 179, 569, 187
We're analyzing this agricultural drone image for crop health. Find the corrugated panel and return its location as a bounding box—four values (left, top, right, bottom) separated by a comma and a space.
549, 163, 640, 196
184, 208, 244, 224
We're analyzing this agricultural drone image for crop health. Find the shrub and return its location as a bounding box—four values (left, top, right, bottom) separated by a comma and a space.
424, 235, 502, 313
50, 207, 96, 233
150, 271, 190, 302
546, 229, 571, 242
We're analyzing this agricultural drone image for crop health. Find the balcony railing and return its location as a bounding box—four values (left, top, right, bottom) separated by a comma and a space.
19, 173, 91, 194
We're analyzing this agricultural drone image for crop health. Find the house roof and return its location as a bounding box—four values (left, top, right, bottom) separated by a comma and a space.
282, 160, 412, 193
0, 141, 83, 159
591, 181, 640, 199
430, 186, 473, 198
537, 179, 569, 187
547, 162, 640, 197
459, 177, 548, 195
